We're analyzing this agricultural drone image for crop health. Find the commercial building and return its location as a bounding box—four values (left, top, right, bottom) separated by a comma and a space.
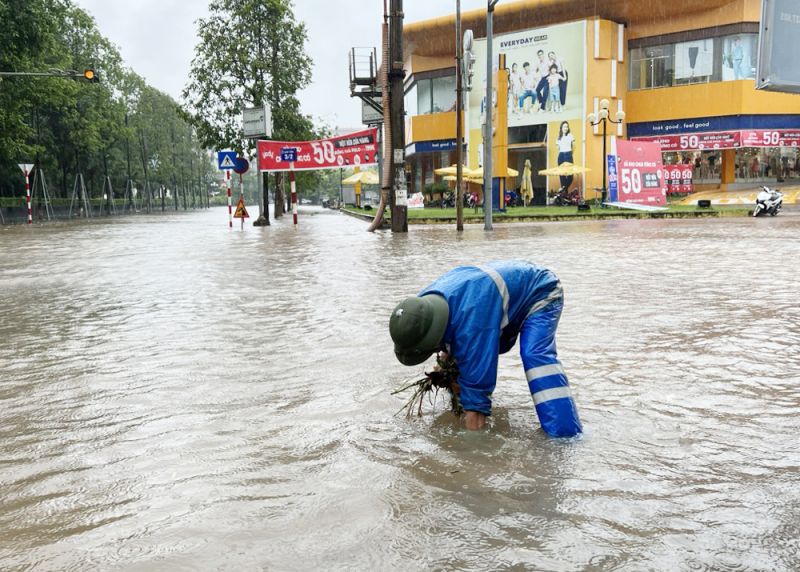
402, 0, 800, 204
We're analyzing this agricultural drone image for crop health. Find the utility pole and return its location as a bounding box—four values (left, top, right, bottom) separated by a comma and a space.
389, 0, 407, 233
484, 0, 500, 231
455, 0, 464, 231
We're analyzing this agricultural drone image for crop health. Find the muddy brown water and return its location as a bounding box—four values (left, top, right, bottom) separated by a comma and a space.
1, 208, 798, 571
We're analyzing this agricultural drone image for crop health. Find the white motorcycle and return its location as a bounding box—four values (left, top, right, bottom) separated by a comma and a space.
753, 186, 783, 217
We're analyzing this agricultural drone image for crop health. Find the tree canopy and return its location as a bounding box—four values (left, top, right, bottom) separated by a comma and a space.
183, 0, 321, 155
0, 0, 211, 201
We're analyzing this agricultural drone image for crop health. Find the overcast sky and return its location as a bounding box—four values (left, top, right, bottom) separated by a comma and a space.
73, 0, 486, 129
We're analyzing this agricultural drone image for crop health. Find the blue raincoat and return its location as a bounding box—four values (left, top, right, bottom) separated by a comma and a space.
419, 260, 582, 437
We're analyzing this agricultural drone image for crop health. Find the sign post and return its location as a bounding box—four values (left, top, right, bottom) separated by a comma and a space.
217, 151, 237, 228
18, 164, 34, 224
233, 157, 250, 230
280, 148, 298, 226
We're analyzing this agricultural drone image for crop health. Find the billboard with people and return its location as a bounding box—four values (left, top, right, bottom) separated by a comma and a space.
468, 20, 586, 130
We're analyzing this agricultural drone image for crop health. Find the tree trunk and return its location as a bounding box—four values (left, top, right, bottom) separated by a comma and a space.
274, 172, 284, 217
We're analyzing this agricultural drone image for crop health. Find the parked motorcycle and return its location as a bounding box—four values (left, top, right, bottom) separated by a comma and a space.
753, 186, 783, 217
551, 186, 580, 206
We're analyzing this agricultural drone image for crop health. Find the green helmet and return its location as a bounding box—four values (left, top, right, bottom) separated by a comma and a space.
389, 294, 449, 366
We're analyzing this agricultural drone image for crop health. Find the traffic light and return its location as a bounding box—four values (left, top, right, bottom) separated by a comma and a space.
82, 69, 99, 82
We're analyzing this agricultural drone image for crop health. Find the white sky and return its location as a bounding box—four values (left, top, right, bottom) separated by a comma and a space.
73, 0, 487, 130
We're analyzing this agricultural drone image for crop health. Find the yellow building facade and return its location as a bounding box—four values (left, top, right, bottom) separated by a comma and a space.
402, 0, 800, 203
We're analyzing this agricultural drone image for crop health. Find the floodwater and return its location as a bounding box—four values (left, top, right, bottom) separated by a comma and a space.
1, 207, 798, 571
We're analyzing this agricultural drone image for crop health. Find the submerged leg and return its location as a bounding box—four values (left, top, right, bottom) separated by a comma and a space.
519, 297, 582, 437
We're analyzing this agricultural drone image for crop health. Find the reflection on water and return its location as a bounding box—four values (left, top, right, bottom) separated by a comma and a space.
1, 208, 799, 571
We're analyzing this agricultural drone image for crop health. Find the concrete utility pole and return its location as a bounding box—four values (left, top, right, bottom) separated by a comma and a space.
484, 0, 500, 231
455, 0, 464, 231
389, 0, 407, 233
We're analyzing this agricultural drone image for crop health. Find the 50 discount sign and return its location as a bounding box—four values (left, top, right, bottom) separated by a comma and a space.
613, 140, 667, 206
257, 128, 379, 172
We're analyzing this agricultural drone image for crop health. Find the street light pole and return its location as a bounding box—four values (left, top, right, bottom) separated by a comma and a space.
483, 0, 500, 231
455, 0, 464, 231
587, 98, 625, 205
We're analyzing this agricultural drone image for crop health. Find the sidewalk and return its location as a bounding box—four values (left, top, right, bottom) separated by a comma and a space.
676, 186, 800, 206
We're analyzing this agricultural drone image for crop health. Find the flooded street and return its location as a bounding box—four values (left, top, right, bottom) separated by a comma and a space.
1, 208, 799, 571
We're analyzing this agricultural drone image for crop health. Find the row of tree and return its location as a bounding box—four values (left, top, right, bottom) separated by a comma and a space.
1, 0, 331, 214
0, 0, 217, 208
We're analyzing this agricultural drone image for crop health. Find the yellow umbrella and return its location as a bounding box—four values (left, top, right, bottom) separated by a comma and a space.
520, 159, 533, 206
433, 164, 473, 176
538, 162, 591, 177
341, 170, 379, 185
443, 175, 457, 182
469, 166, 519, 178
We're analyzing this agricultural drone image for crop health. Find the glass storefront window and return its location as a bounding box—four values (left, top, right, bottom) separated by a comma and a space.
417, 79, 432, 115
431, 76, 456, 113
404, 84, 418, 117
630, 45, 674, 89
629, 33, 758, 90
721, 34, 757, 81
735, 147, 799, 181
408, 74, 456, 115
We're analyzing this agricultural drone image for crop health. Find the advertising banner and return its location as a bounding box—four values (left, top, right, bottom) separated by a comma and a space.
467, 20, 586, 169
740, 129, 800, 148
635, 129, 800, 151
664, 165, 694, 195
614, 140, 667, 206
257, 128, 379, 172
633, 131, 741, 151
469, 21, 585, 130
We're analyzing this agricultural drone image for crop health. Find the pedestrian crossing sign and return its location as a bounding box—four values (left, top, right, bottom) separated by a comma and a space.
217, 151, 237, 170
233, 196, 249, 218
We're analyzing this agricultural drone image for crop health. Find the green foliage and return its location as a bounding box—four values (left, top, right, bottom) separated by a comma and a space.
0, 0, 210, 202
183, 0, 321, 156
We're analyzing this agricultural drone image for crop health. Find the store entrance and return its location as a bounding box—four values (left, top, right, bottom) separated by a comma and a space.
509, 147, 547, 205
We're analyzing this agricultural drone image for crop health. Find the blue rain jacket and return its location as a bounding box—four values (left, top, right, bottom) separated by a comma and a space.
419, 260, 560, 416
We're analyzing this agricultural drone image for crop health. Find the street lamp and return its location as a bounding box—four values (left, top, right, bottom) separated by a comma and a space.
587, 98, 625, 205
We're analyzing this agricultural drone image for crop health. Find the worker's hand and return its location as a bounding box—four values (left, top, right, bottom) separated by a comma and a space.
463, 410, 486, 430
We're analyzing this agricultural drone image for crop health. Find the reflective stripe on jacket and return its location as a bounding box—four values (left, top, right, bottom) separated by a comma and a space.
418, 260, 561, 415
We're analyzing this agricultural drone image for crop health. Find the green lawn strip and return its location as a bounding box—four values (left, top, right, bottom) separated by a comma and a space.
343, 203, 751, 222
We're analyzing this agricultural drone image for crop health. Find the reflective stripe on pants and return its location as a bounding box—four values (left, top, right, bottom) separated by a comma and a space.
520, 294, 582, 437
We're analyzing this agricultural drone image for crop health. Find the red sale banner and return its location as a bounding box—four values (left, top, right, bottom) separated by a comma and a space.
257, 128, 379, 172
634, 131, 741, 151
740, 130, 800, 148
615, 140, 667, 206
665, 165, 694, 194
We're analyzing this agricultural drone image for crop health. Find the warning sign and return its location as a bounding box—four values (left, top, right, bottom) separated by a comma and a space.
233, 196, 250, 218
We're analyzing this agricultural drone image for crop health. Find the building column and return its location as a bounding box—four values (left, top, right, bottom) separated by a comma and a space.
720, 148, 736, 191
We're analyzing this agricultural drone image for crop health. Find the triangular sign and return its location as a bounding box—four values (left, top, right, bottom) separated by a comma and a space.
18, 163, 34, 175
233, 196, 250, 218
220, 155, 236, 168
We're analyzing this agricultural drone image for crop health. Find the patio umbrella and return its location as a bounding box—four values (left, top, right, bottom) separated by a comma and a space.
538, 162, 591, 177
433, 164, 473, 177
469, 166, 519, 178
341, 170, 379, 185
519, 159, 533, 206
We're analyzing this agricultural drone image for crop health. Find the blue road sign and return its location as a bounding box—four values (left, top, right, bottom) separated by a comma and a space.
217, 151, 237, 170
280, 148, 297, 162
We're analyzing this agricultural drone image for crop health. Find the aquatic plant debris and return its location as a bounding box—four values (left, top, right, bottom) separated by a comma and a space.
392, 353, 463, 418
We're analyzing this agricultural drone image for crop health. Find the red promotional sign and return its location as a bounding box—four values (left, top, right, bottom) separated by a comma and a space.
740, 129, 800, 148
615, 140, 667, 206
634, 131, 741, 151
664, 165, 694, 194
257, 128, 379, 172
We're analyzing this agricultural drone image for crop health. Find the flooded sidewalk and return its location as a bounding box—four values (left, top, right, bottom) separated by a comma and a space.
1, 208, 798, 571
